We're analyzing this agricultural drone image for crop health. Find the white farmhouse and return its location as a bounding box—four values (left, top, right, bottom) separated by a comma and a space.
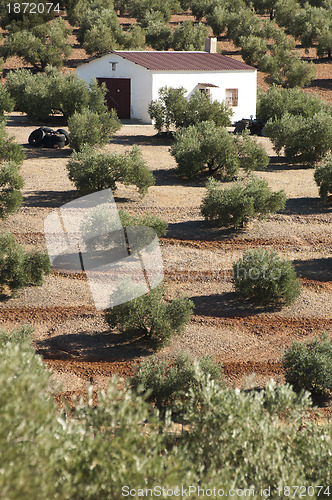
76, 41, 257, 123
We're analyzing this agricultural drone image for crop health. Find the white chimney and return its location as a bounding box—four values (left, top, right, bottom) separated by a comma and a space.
205, 37, 217, 53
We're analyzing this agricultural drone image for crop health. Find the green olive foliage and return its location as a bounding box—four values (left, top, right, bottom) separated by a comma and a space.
104, 282, 194, 348
257, 85, 330, 123
0, 162, 23, 219
0, 85, 14, 123
171, 121, 239, 180
130, 352, 224, 417
232, 247, 301, 306
264, 111, 332, 164
5, 68, 106, 122
67, 144, 154, 196
235, 130, 270, 172
314, 154, 332, 201
68, 108, 121, 151
0, 18, 72, 70
283, 333, 332, 399
0, 232, 51, 292
148, 86, 233, 133
1, 326, 332, 498
201, 176, 286, 229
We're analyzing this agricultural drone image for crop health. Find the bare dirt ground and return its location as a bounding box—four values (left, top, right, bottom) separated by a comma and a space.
1, 13, 331, 412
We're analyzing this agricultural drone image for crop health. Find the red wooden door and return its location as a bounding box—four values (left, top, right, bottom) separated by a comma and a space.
97, 78, 131, 119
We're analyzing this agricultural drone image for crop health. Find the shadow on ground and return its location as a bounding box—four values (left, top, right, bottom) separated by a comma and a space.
283, 197, 331, 215
112, 131, 173, 148
294, 257, 332, 281
191, 291, 278, 318
23, 189, 79, 208
166, 219, 240, 240
36, 329, 152, 361
23, 144, 72, 160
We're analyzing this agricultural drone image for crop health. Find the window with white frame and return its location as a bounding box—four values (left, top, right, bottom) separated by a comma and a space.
225, 88, 238, 107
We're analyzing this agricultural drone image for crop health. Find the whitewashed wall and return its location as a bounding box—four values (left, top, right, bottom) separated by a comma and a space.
76, 54, 257, 123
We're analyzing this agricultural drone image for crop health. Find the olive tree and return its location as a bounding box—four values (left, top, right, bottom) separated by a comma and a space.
149, 87, 233, 133
201, 175, 286, 229
67, 144, 154, 196
171, 121, 239, 180
264, 111, 332, 164
232, 247, 301, 306
0, 18, 72, 70
314, 154, 332, 201
5, 68, 105, 122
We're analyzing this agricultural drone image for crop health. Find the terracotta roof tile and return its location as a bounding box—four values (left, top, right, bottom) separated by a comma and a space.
112, 51, 255, 71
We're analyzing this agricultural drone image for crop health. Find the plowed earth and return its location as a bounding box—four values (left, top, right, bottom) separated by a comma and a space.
1, 15, 331, 414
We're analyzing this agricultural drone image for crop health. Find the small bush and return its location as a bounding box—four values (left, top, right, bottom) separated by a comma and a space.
256, 86, 329, 124
235, 130, 270, 172
314, 154, 332, 201
0, 232, 51, 292
5, 68, 107, 122
118, 210, 168, 237
0, 124, 25, 166
67, 145, 154, 196
232, 247, 301, 306
130, 352, 224, 416
0, 84, 14, 123
0, 161, 24, 219
282, 333, 332, 399
201, 176, 286, 229
172, 121, 239, 180
148, 87, 232, 133
0, 324, 33, 347
68, 108, 121, 151
104, 282, 194, 349
264, 111, 332, 165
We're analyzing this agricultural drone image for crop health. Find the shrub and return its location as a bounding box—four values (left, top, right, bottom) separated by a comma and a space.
201, 176, 286, 229
314, 154, 332, 201
142, 11, 172, 50
118, 210, 168, 237
171, 121, 239, 180
0, 18, 72, 70
0, 85, 14, 123
67, 145, 154, 196
257, 86, 329, 123
235, 130, 270, 172
283, 333, 332, 399
0, 124, 25, 166
77, 8, 144, 54
171, 21, 208, 50
5, 68, 105, 122
68, 108, 121, 151
232, 247, 301, 306
0, 232, 51, 292
130, 352, 224, 416
104, 282, 194, 348
264, 111, 332, 164
0, 162, 23, 219
148, 87, 232, 133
